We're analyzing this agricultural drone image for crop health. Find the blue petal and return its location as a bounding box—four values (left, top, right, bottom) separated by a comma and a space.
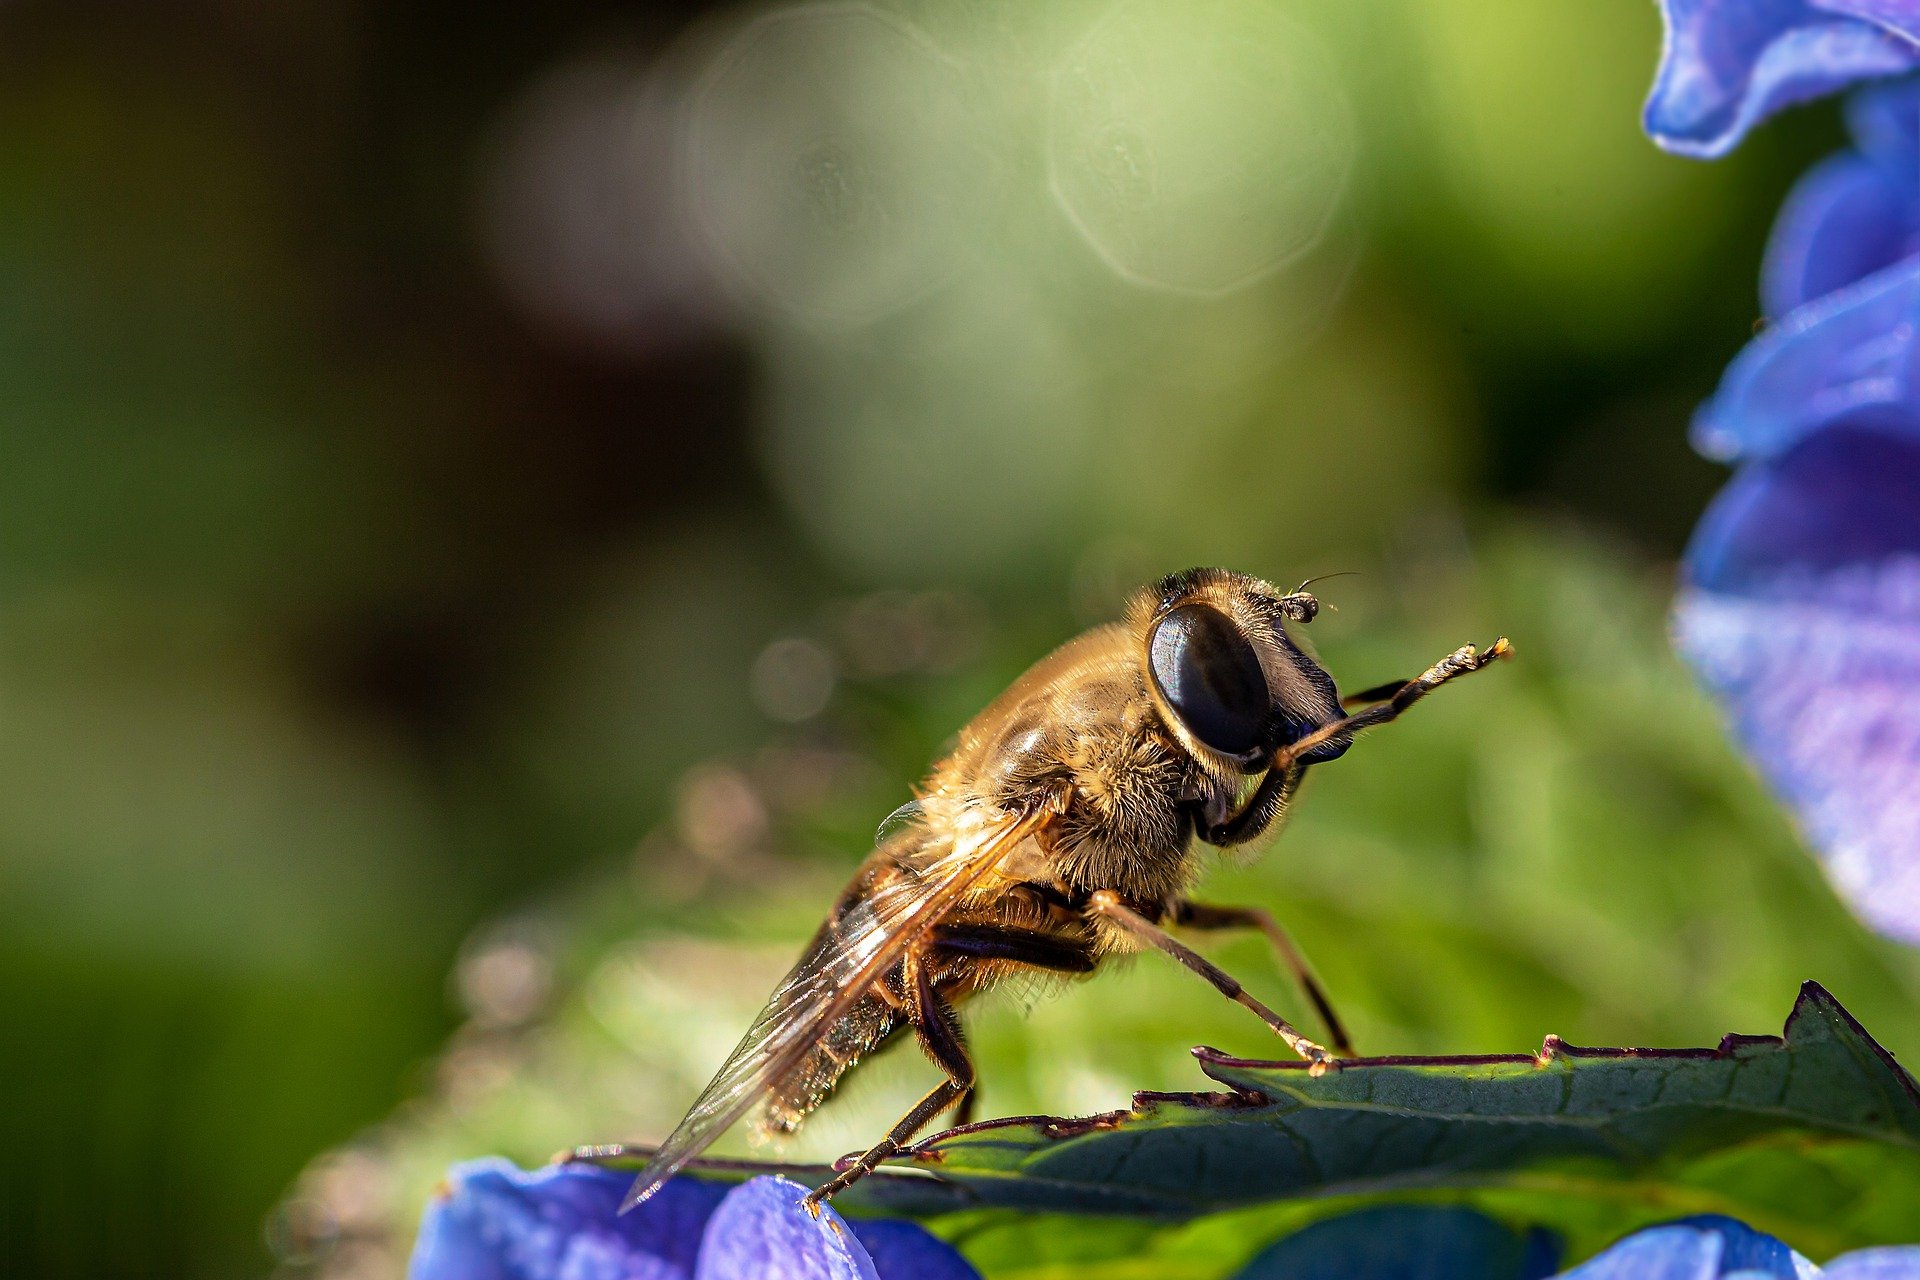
694, 1177, 880, 1280
1761, 152, 1909, 317
1555, 1215, 1814, 1279
1646, 0, 1920, 158
408, 1158, 727, 1280
1555, 1226, 1721, 1280
1827, 1247, 1920, 1277
1232, 1205, 1560, 1279
1838, 0, 1920, 43
1762, 80, 1920, 317
1692, 255, 1920, 463
1679, 424, 1920, 944
1705, 80, 1920, 456
1844, 74, 1920, 174
847, 1219, 981, 1280
1687, 420, 1920, 593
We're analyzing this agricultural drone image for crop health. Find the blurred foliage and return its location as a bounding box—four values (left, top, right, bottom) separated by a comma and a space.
278, 530, 1920, 1277
0, 1, 1892, 1277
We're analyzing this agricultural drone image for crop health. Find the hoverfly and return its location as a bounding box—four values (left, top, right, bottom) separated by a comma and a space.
623, 568, 1510, 1212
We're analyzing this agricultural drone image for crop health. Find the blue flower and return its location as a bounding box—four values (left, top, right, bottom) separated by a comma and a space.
1757, 80, 1920, 321
1645, 5, 1920, 943
1645, 1, 1920, 158
1554, 1215, 1817, 1279
407, 1160, 979, 1280
1695, 81, 1920, 463
1220, 1211, 1920, 1280
1550, 1215, 1920, 1279
1677, 416, 1920, 945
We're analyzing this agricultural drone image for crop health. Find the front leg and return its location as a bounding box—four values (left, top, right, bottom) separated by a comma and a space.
1207, 638, 1512, 847
1201, 762, 1302, 847
1085, 891, 1334, 1073
1275, 638, 1513, 768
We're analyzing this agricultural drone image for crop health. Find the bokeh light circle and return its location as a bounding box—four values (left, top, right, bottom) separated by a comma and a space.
682, 4, 984, 326
1047, 0, 1356, 295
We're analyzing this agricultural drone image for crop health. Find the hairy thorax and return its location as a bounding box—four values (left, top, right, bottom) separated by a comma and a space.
952, 660, 1199, 914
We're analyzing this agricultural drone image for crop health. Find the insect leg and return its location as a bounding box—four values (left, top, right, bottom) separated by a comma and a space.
1203, 762, 1301, 847
802, 950, 975, 1212
906, 961, 974, 1138
924, 926, 1095, 1128
1340, 678, 1412, 708
930, 922, 1097, 972
1172, 901, 1353, 1056
1275, 637, 1514, 769
1087, 891, 1335, 1072
1210, 641, 1511, 847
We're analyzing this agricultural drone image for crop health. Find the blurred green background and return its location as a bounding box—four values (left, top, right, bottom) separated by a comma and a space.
2, 1, 1908, 1277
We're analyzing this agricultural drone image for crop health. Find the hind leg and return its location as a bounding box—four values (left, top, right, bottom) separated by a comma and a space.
930, 922, 1096, 1132
803, 925, 1097, 1209
803, 949, 974, 1212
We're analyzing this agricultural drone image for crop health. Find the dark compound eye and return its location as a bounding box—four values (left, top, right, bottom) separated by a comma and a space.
1148, 604, 1269, 758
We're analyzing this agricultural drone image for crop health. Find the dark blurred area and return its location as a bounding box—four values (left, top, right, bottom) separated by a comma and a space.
0, 1, 1856, 1276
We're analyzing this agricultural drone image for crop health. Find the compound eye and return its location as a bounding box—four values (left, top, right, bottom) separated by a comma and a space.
1148, 604, 1269, 758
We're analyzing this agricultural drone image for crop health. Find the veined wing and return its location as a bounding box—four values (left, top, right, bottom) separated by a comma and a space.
620, 797, 1056, 1211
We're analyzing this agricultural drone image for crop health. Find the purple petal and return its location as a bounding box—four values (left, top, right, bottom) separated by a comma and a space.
408, 1159, 727, 1280
1678, 425, 1920, 945
846, 1219, 980, 1280
1827, 1247, 1920, 1277
1693, 255, 1920, 463
694, 1177, 879, 1280
1554, 1216, 1813, 1279
1646, 0, 1920, 159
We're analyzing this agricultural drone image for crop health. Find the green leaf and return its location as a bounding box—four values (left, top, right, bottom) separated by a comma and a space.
897, 981, 1919, 1217
575, 983, 1920, 1269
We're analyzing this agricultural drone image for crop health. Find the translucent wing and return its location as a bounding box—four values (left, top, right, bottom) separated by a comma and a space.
620, 798, 1055, 1211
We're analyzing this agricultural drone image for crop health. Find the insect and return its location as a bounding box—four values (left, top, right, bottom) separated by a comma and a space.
622, 567, 1510, 1213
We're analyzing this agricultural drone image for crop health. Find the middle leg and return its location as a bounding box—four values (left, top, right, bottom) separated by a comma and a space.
1173, 901, 1353, 1057
1087, 891, 1334, 1072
